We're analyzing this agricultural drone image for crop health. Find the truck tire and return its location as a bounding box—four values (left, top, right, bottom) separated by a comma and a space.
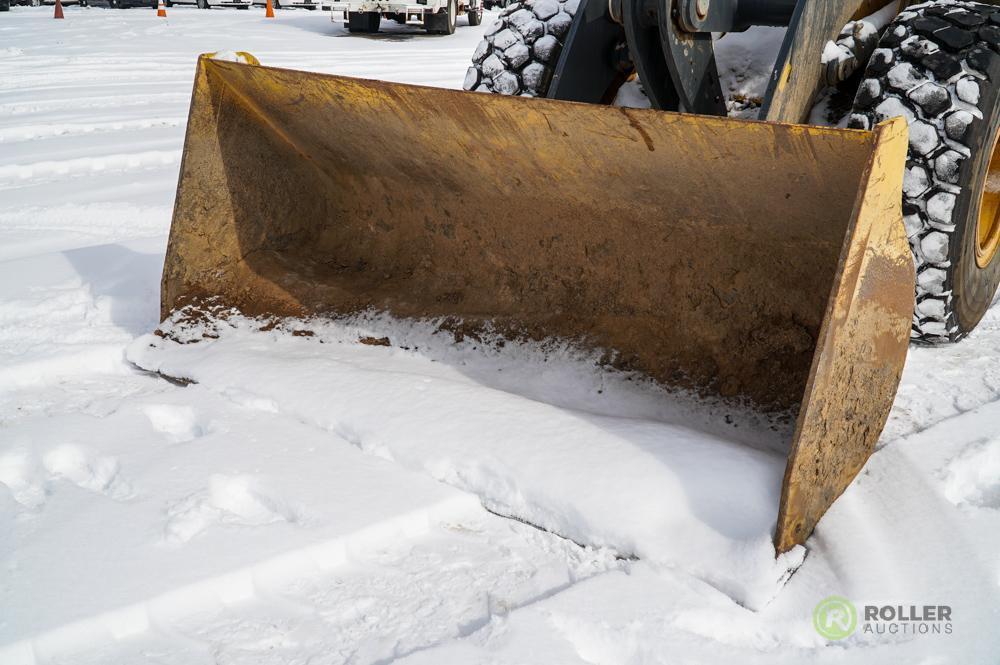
197, 0, 209, 8
427, 0, 457, 34
347, 10, 380, 31
850, 1, 1000, 343
463, 0, 577, 95
467, 0, 481, 26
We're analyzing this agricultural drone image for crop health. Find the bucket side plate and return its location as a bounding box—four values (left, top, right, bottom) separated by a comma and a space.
776, 118, 913, 551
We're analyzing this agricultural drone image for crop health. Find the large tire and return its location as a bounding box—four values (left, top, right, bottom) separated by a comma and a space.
197, 0, 209, 8
463, 0, 577, 95
467, 0, 481, 26
427, 0, 457, 34
347, 10, 380, 31
850, 1, 1000, 343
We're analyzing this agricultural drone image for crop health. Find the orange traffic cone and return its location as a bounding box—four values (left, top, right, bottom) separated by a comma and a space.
54, 0, 64, 19
157, 0, 167, 17
265, 0, 274, 18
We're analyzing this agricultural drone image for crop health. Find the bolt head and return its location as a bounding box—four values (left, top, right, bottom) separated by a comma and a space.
695, 0, 710, 19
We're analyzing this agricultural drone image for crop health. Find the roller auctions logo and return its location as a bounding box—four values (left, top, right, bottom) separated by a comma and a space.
813, 596, 954, 641
813, 596, 858, 640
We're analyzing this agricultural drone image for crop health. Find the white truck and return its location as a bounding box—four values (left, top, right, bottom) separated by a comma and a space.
330, 0, 482, 34
166, 0, 253, 9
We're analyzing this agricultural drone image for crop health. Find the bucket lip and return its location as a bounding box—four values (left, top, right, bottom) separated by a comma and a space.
197, 56, 883, 139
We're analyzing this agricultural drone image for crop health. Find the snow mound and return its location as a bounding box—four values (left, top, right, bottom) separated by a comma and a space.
129, 309, 804, 610
43, 444, 134, 501
165, 474, 301, 544
942, 436, 1000, 509
0, 443, 133, 509
142, 403, 207, 443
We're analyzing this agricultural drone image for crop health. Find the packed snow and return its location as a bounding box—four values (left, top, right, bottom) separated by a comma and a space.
2, 5, 1000, 665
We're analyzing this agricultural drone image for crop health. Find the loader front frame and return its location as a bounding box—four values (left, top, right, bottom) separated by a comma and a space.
547, 0, 900, 122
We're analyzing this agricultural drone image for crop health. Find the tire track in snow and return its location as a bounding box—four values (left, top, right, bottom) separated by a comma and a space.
0, 150, 182, 189
0, 92, 190, 117
0, 74, 195, 93
882, 305, 1000, 445
0, 118, 186, 144
43, 507, 621, 665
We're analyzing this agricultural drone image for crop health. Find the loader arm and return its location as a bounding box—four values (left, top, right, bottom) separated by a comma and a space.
762, 0, 901, 122
547, 0, 899, 122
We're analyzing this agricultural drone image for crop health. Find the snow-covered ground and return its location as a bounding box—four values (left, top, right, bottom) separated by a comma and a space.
2, 6, 1000, 664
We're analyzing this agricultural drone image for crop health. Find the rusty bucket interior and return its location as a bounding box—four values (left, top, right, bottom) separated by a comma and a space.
162, 57, 915, 552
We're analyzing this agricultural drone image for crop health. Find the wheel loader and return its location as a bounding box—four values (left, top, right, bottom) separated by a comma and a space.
160, 0, 1000, 555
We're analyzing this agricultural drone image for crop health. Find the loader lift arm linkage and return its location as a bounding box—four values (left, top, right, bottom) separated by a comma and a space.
550, 0, 895, 121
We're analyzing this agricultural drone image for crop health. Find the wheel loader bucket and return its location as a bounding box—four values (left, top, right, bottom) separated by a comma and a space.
162, 57, 914, 552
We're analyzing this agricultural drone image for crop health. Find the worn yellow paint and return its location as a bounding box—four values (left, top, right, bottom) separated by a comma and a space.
978, 133, 1000, 268
851, 0, 899, 21
203, 51, 261, 65
765, 1, 900, 124
778, 62, 792, 91
775, 117, 913, 552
